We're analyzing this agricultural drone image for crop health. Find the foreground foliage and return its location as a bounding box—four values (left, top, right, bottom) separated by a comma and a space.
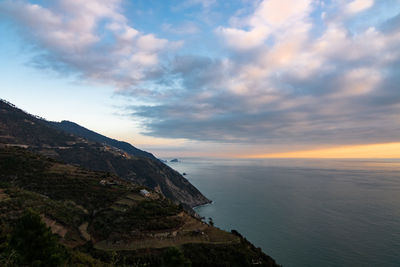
1, 209, 66, 266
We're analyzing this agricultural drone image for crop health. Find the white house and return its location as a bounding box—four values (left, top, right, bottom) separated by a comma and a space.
140, 189, 150, 197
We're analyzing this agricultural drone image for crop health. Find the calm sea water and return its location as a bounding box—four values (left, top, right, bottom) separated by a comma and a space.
167, 158, 400, 267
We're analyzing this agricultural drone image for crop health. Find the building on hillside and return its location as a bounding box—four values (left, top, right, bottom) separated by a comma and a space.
140, 189, 150, 197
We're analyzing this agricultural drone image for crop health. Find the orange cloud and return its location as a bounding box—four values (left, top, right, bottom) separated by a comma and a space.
244, 143, 400, 159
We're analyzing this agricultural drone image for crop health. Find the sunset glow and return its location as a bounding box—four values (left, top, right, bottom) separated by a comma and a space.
1, 0, 400, 157
245, 143, 400, 159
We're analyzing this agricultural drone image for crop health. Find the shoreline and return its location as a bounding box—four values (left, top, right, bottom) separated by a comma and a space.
193, 200, 213, 209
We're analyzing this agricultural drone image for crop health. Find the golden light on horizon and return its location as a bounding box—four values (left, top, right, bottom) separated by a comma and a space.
244, 143, 400, 159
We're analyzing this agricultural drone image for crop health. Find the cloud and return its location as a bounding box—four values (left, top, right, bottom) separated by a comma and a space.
1, 0, 400, 147
216, 0, 312, 51
0, 0, 175, 88
345, 0, 374, 15
216, 26, 269, 50
129, 0, 400, 146
252, 0, 312, 26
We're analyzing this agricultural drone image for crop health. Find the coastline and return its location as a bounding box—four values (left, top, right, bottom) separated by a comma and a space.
193, 200, 213, 209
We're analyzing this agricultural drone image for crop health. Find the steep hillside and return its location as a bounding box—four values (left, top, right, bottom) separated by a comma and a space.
0, 147, 279, 266
48, 120, 158, 161
0, 99, 209, 207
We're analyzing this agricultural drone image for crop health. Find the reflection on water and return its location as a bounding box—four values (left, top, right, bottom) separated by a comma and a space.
168, 158, 400, 267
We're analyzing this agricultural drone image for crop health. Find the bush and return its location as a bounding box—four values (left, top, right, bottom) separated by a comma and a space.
162, 247, 191, 267
6, 209, 67, 266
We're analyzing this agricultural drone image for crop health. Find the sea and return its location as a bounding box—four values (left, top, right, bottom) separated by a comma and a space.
167, 158, 400, 267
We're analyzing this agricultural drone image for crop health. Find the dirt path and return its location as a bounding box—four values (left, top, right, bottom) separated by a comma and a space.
42, 216, 68, 238
94, 213, 239, 251
79, 222, 91, 241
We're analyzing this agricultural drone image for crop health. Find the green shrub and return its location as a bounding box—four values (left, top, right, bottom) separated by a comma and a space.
6, 209, 67, 267
162, 247, 191, 267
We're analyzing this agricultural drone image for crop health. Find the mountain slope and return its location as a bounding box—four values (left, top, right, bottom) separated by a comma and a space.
0, 147, 279, 266
49, 120, 158, 161
0, 99, 210, 207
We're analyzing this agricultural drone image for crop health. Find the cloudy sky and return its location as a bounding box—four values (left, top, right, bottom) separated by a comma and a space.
1, 0, 400, 158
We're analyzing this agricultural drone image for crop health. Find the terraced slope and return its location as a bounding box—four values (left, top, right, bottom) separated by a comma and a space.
0, 99, 210, 207
0, 147, 279, 266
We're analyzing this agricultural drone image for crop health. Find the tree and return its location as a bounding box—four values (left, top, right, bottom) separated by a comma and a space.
162, 247, 191, 267
7, 209, 66, 267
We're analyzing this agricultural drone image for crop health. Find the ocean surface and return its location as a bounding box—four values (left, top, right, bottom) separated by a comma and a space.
167, 158, 400, 267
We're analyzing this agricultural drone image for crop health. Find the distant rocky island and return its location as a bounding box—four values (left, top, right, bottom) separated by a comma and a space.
0, 99, 279, 266
170, 158, 180, 162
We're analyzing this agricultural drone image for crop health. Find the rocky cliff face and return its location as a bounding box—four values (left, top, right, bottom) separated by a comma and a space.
0, 99, 210, 207
48, 144, 210, 207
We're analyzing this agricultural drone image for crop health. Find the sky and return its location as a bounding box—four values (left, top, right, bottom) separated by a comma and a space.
0, 0, 400, 158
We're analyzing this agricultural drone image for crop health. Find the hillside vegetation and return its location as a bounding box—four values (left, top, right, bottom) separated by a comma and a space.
49, 120, 158, 160
0, 147, 279, 266
0, 99, 209, 207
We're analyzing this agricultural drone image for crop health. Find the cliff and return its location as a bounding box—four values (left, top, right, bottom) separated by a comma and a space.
0, 99, 210, 207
